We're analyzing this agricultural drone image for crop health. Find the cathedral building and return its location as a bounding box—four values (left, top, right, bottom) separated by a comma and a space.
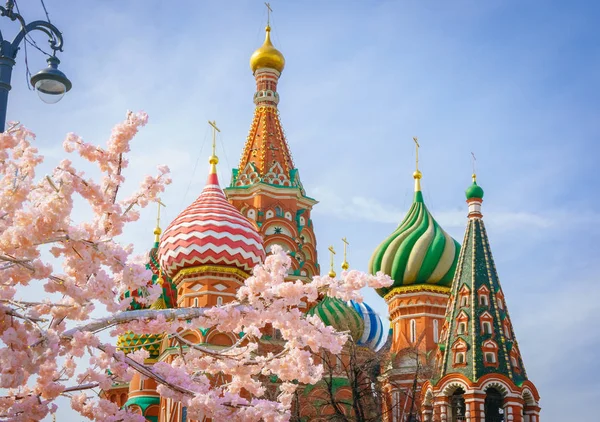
104, 16, 540, 422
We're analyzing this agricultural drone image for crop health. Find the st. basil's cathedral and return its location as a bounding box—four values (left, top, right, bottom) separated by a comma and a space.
105, 16, 541, 422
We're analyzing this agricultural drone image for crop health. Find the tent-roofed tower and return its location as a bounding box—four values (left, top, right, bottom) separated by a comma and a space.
421, 175, 540, 422
224, 19, 319, 280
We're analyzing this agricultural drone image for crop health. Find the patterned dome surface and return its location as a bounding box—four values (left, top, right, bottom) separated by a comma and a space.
159, 171, 265, 279
348, 300, 387, 351
307, 296, 364, 342
369, 190, 460, 297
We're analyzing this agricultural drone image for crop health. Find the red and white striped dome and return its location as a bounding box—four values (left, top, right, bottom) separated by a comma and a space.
159, 170, 265, 279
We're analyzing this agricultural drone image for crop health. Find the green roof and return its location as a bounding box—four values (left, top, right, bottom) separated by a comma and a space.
307, 296, 364, 342
434, 205, 528, 386
369, 190, 460, 297
466, 181, 484, 199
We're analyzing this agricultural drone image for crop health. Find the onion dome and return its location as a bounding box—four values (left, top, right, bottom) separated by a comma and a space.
117, 234, 173, 359
250, 26, 285, 73
347, 300, 388, 351
307, 296, 364, 342
369, 170, 461, 298
466, 174, 484, 199
159, 149, 265, 280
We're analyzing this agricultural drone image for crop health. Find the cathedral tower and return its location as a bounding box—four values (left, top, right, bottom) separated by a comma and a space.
421, 176, 540, 422
225, 24, 320, 280
369, 144, 461, 420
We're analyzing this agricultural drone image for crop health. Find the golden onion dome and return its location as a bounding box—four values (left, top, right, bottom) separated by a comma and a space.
250, 26, 285, 73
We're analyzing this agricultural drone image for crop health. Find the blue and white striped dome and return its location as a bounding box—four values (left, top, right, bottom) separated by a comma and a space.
348, 300, 387, 351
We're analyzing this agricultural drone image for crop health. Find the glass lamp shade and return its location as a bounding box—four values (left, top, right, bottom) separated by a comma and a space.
30, 56, 72, 104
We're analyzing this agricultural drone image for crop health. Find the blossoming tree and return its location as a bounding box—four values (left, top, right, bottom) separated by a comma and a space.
0, 113, 392, 422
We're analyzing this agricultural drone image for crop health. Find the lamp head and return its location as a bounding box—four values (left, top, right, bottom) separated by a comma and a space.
30, 56, 72, 104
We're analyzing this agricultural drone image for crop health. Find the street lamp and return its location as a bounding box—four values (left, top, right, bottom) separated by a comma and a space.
0, 0, 71, 132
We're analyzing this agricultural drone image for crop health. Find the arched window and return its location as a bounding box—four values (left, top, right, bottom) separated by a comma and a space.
217, 296, 223, 306
479, 295, 489, 306
455, 352, 465, 364
460, 295, 469, 307
504, 323, 511, 339
457, 322, 467, 335
433, 319, 439, 343
484, 388, 504, 422
482, 321, 492, 334
485, 352, 496, 363
410, 319, 417, 343
193, 297, 198, 307
451, 388, 466, 421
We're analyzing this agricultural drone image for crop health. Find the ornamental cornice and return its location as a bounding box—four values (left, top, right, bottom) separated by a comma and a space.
384, 284, 451, 302
173, 265, 249, 285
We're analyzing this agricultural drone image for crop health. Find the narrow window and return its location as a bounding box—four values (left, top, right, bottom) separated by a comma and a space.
504, 324, 511, 339
479, 295, 489, 306
497, 299, 504, 310
455, 352, 465, 364
511, 356, 518, 367
410, 319, 417, 343
433, 320, 439, 343
193, 297, 198, 307
217, 296, 223, 306
460, 296, 469, 307
458, 322, 467, 334
482, 321, 492, 334
485, 352, 496, 363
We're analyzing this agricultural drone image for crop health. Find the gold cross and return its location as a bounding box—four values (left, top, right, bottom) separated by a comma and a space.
341, 237, 349, 271
265, 2, 272, 26
471, 152, 477, 182
154, 199, 166, 241
413, 136, 420, 172
328, 245, 336, 278
208, 120, 220, 157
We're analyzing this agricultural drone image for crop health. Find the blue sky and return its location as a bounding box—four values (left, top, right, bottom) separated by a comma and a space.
6, 1, 600, 420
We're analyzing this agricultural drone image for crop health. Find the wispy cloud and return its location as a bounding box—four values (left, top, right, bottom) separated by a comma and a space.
312, 185, 593, 231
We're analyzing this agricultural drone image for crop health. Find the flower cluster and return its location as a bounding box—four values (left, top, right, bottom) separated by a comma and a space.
0, 115, 392, 422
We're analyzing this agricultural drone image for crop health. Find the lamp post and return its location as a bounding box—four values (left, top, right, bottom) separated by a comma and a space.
0, 0, 71, 132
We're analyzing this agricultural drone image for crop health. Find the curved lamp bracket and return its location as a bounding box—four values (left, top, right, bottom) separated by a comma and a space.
0, 4, 65, 59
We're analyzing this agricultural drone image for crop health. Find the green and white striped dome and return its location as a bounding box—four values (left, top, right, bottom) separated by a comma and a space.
369, 176, 460, 298
307, 296, 364, 342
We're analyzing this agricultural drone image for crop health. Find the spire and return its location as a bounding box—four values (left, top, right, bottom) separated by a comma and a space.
435, 177, 528, 385
341, 237, 349, 271
328, 245, 336, 278
231, 16, 297, 190
154, 200, 165, 243
413, 136, 422, 193
208, 120, 220, 176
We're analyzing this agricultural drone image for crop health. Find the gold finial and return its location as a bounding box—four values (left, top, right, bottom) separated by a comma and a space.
328, 245, 336, 278
249, 4, 285, 73
471, 152, 477, 182
208, 120, 220, 174
154, 199, 166, 242
341, 237, 349, 271
413, 137, 422, 191
265, 2, 272, 26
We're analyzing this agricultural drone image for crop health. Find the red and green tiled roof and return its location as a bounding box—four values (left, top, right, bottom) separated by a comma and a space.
434, 181, 527, 386
369, 189, 460, 297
